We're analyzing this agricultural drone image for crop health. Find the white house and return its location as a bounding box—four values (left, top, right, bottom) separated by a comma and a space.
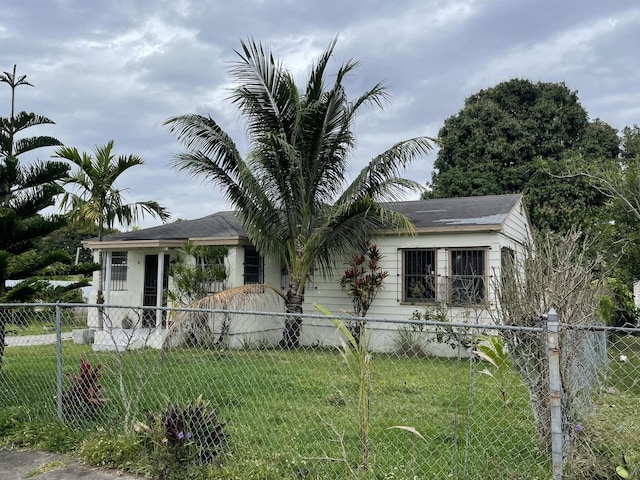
82, 194, 532, 351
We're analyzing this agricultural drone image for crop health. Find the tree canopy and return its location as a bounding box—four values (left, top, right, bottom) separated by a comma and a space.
0, 65, 93, 303
167, 38, 432, 347
426, 79, 619, 232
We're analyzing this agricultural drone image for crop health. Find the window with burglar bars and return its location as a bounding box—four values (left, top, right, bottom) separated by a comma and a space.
110, 251, 128, 291
243, 246, 264, 285
402, 249, 437, 303
450, 249, 486, 304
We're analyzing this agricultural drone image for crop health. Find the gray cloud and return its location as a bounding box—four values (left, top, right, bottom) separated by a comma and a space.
1, 0, 639, 228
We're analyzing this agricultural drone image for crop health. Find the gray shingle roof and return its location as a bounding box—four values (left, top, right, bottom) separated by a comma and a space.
389, 194, 522, 229
99, 194, 522, 242
101, 211, 247, 241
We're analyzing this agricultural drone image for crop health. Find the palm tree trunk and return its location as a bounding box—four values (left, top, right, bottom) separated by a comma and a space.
94, 250, 105, 329
279, 280, 304, 348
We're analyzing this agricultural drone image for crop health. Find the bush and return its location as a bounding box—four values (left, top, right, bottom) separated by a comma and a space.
63, 358, 107, 421
134, 395, 227, 470
393, 325, 430, 358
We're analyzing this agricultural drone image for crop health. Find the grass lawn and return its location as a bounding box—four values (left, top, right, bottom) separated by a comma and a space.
3, 307, 87, 336
3, 334, 639, 479
0, 342, 551, 479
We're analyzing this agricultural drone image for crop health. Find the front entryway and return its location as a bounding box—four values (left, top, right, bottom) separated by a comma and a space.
142, 254, 170, 327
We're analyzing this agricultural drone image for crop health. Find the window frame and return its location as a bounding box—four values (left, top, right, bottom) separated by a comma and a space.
449, 248, 487, 305
401, 248, 438, 304
110, 251, 128, 291
243, 246, 264, 285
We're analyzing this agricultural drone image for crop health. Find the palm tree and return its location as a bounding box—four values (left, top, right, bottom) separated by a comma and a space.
166, 39, 432, 347
54, 141, 170, 327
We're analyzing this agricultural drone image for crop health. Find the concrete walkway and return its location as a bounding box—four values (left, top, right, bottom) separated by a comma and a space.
0, 449, 139, 479
5, 333, 73, 347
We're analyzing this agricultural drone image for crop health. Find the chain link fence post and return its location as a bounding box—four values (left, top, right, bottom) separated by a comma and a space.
55, 303, 63, 421
547, 308, 563, 480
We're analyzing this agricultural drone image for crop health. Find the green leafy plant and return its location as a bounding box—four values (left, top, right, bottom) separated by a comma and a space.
393, 324, 431, 358
474, 334, 512, 406
62, 357, 107, 420
617, 452, 639, 479
339, 242, 388, 344
410, 303, 476, 351
315, 304, 372, 471
168, 241, 229, 307
134, 395, 227, 468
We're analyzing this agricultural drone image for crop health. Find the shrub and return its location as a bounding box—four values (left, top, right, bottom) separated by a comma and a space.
393, 325, 430, 358
134, 395, 227, 468
63, 358, 107, 421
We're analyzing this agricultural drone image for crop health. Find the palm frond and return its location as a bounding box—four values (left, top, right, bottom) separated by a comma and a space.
166, 114, 244, 179
306, 198, 415, 276
305, 37, 338, 103
230, 39, 300, 143
339, 137, 433, 203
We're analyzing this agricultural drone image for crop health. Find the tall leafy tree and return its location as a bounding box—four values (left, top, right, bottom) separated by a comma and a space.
427, 79, 619, 232
0, 65, 73, 301
166, 39, 432, 347
0, 65, 80, 372
54, 141, 170, 327
621, 124, 640, 162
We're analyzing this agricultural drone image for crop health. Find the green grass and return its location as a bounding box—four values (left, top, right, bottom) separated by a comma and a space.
4, 308, 87, 336
5, 336, 639, 479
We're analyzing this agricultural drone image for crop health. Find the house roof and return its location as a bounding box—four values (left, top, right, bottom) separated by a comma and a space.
84, 194, 524, 249
83, 211, 250, 249
389, 194, 523, 231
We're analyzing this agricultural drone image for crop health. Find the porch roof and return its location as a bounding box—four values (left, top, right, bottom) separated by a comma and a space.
82, 211, 249, 249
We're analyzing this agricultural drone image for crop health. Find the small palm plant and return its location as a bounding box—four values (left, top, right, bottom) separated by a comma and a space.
315, 304, 372, 470
474, 334, 511, 406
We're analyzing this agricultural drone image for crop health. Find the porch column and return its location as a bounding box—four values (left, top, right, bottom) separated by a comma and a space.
155, 252, 164, 329
103, 251, 112, 330
104, 251, 112, 306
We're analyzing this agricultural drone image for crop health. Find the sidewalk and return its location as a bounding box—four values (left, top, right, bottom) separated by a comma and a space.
0, 449, 139, 479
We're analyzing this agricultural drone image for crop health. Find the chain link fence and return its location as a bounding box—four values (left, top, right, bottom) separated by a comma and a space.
0, 303, 638, 479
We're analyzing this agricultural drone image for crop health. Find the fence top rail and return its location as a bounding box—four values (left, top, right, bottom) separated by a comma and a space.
0, 302, 547, 333
560, 322, 640, 334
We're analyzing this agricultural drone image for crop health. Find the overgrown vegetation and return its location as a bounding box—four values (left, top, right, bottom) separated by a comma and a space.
494, 229, 607, 451
133, 395, 227, 476
317, 304, 373, 471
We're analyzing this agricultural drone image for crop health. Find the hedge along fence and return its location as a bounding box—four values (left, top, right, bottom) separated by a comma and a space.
0, 302, 638, 479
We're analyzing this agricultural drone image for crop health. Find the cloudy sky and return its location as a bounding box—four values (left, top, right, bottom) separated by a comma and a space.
2, 0, 639, 229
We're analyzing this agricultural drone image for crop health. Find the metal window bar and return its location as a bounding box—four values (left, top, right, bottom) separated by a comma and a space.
110, 252, 128, 291
450, 249, 485, 304
403, 249, 437, 302
196, 255, 226, 293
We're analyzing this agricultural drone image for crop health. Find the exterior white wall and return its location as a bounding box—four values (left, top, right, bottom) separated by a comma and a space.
301, 231, 505, 322
296, 213, 531, 352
